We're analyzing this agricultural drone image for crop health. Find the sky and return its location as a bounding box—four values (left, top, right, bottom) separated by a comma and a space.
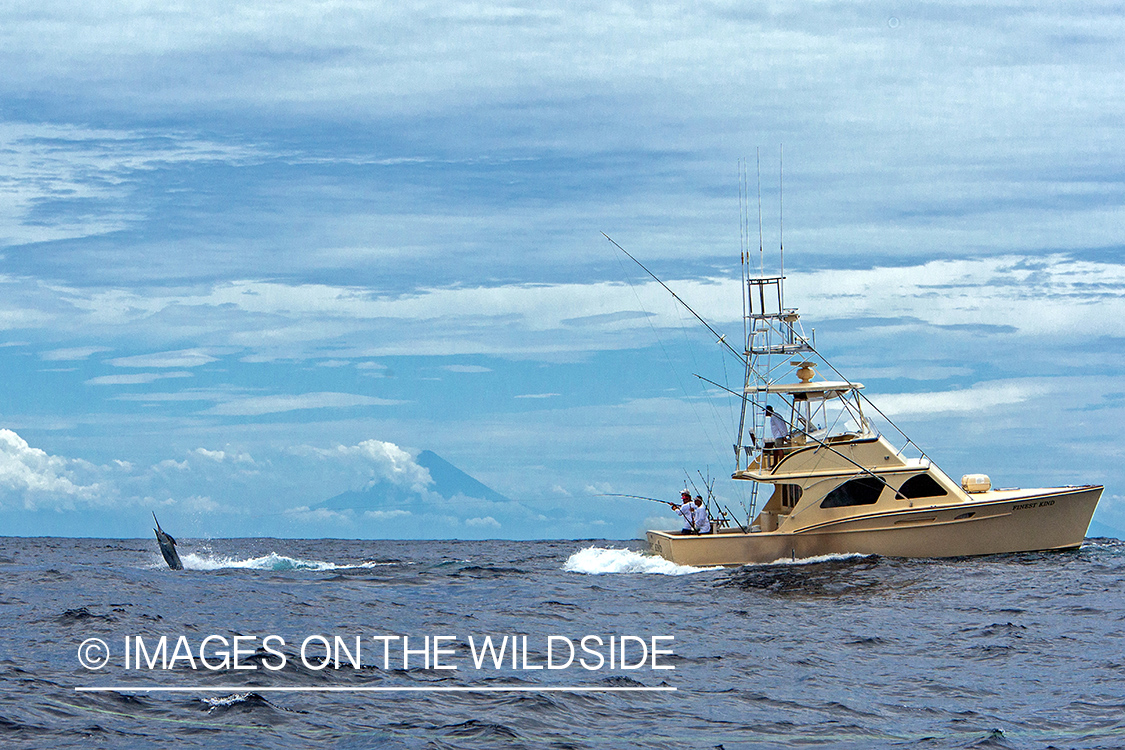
0, 0, 1122, 539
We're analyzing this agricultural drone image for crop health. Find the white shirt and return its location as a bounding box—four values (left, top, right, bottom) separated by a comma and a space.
769, 411, 788, 440
692, 503, 711, 533
677, 503, 695, 530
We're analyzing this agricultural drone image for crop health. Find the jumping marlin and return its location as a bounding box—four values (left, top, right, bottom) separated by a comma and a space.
152, 512, 183, 570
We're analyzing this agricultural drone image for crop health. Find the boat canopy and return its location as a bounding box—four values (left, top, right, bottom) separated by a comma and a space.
751, 380, 864, 396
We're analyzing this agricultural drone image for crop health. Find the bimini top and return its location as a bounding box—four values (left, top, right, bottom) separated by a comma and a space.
750, 380, 864, 396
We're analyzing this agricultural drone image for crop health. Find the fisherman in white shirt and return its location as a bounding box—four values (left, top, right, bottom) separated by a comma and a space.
691, 495, 712, 534
673, 490, 696, 534
766, 404, 788, 443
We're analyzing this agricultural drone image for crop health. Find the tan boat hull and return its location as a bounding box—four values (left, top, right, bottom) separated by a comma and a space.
646, 485, 1103, 566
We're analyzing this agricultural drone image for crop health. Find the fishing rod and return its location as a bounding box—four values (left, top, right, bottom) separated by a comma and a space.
601, 492, 699, 532
693, 470, 747, 532
694, 372, 916, 501
602, 233, 745, 364
597, 493, 679, 507
683, 469, 723, 525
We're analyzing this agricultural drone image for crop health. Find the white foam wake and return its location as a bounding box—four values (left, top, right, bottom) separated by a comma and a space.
758, 552, 872, 567
178, 552, 393, 572
563, 546, 719, 576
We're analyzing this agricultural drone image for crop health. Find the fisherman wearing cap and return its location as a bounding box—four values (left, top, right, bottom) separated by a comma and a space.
671, 490, 696, 534
691, 494, 712, 534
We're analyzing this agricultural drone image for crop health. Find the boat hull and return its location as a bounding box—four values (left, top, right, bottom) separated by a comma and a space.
646, 485, 1103, 566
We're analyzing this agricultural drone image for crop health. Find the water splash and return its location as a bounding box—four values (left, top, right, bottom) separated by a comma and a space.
563, 546, 719, 575
178, 552, 394, 572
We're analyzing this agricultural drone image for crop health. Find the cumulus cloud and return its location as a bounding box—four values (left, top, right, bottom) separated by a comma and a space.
324, 439, 433, 492
193, 447, 254, 464
0, 429, 108, 509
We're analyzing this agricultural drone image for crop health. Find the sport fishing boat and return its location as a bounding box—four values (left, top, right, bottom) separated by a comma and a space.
645, 272, 1103, 566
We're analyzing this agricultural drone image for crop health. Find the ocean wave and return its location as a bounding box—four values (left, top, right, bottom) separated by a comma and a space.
178, 552, 395, 572
562, 546, 719, 575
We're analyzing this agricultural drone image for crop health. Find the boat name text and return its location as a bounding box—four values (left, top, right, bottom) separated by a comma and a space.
1013, 500, 1055, 511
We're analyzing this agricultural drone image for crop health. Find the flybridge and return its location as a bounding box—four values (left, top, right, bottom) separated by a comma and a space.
744, 276, 814, 356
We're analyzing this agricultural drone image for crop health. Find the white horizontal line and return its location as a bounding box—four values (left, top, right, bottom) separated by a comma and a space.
75, 686, 676, 693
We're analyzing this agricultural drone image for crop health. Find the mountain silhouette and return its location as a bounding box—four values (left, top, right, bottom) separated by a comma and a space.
318, 449, 512, 511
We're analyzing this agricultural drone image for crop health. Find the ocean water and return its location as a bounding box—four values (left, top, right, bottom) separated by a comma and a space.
1, 536, 1124, 749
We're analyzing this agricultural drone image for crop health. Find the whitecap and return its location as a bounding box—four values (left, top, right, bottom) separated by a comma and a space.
201, 692, 254, 711
563, 546, 720, 575
178, 552, 395, 572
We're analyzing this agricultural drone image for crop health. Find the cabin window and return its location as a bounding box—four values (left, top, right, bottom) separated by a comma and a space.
897, 474, 948, 499
820, 477, 884, 508
776, 484, 803, 509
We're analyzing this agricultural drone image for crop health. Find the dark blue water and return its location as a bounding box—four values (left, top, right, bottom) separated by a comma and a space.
1, 536, 1123, 749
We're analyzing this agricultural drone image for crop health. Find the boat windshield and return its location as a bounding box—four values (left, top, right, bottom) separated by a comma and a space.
763, 382, 872, 445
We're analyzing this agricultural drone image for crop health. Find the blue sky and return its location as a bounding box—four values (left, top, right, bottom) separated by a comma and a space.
0, 1, 1121, 539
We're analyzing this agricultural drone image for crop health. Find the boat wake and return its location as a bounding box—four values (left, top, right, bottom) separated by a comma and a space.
563, 546, 720, 575
178, 552, 394, 572
756, 552, 874, 567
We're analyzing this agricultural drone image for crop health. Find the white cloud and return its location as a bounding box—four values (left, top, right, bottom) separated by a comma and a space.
0, 122, 260, 246
872, 380, 1052, 418
364, 509, 413, 521
0, 429, 108, 509
86, 372, 193, 386
109, 349, 217, 368
285, 506, 354, 524
464, 516, 500, 528
515, 393, 559, 399
179, 495, 222, 513
40, 346, 111, 361
6, 254, 1121, 364
205, 392, 405, 416
442, 365, 491, 373
193, 447, 254, 464
287, 439, 434, 494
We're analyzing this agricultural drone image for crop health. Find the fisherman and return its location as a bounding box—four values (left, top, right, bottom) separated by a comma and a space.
763, 404, 789, 466
691, 494, 712, 534
671, 490, 696, 534
766, 404, 788, 443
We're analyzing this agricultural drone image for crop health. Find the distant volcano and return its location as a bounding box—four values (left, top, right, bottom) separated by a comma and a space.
319, 450, 512, 510
315, 450, 543, 538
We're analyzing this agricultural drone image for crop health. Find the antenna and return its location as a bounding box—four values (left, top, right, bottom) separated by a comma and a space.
756, 148, 764, 276
738, 160, 748, 349
779, 143, 784, 310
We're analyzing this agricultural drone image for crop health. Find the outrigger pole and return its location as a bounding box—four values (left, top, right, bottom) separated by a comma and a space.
602, 233, 745, 364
